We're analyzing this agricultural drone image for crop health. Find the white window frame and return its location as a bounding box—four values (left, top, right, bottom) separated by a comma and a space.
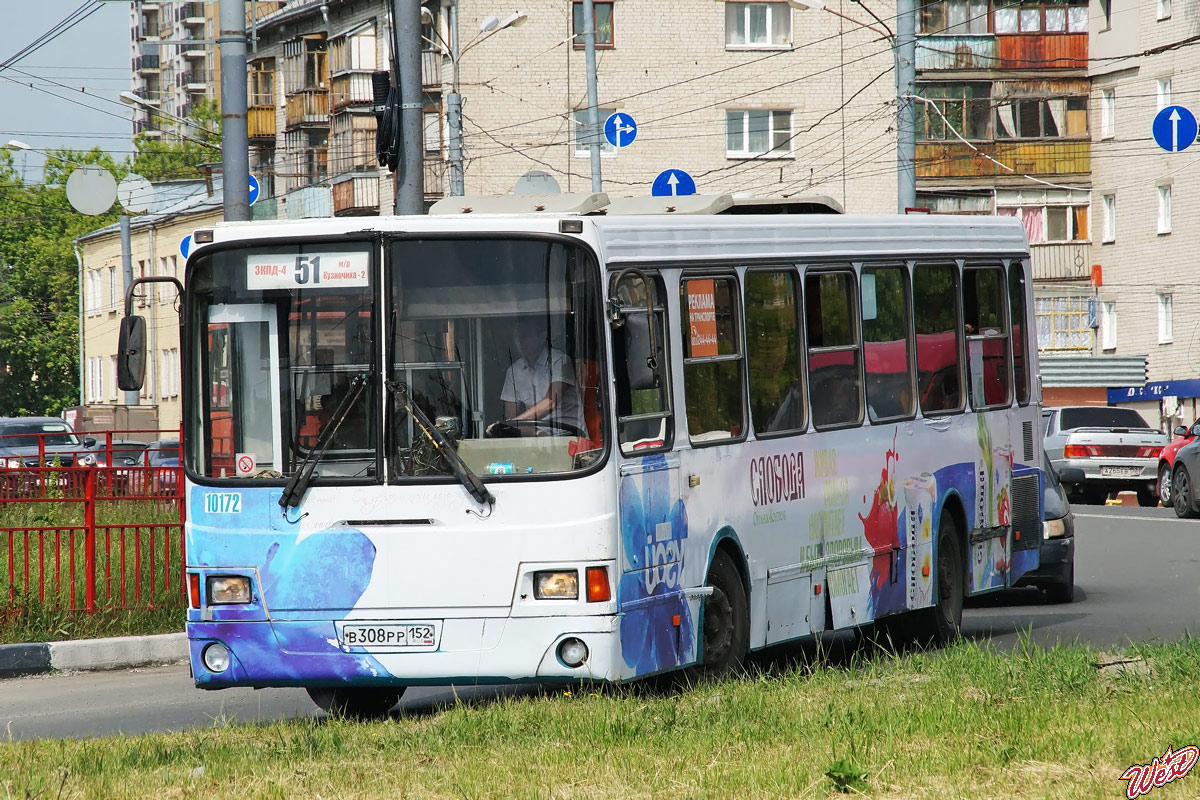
1158, 185, 1172, 234
1158, 0, 1171, 20
1157, 78, 1172, 111
1100, 88, 1115, 139
1100, 301, 1117, 350
573, 107, 617, 157
1158, 293, 1173, 344
1102, 193, 1116, 243
108, 265, 118, 312
725, 2, 792, 49
726, 109, 793, 158
109, 356, 119, 402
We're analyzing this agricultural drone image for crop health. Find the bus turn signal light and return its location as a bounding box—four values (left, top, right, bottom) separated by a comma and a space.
586, 567, 611, 602
188, 573, 201, 608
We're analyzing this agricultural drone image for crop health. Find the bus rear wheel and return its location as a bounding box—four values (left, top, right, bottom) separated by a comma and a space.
922, 514, 963, 647
695, 551, 749, 678
306, 687, 406, 720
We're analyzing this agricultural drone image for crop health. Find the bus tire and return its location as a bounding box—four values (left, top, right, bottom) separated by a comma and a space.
306, 687, 405, 720
923, 513, 963, 647
696, 551, 749, 678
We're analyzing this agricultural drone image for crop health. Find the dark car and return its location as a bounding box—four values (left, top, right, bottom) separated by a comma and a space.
1159, 420, 1200, 507
144, 439, 181, 495
0, 417, 96, 495
1166, 437, 1200, 518
1015, 453, 1076, 603
92, 440, 151, 494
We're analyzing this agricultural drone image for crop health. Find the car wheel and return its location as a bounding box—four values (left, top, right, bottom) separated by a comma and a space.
306, 687, 405, 720
1173, 466, 1199, 519
1044, 563, 1075, 604
1136, 487, 1159, 508
1158, 463, 1173, 506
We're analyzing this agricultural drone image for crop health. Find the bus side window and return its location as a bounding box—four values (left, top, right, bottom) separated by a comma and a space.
680, 276, 745, 444
862, 265, 915, 422
963, 265, 1012, 409
805, 270, 863, 429
1008, 261, 1031, 405
746, 270, 805, 436
913, 263, 963, 415
612, 272, 672, 454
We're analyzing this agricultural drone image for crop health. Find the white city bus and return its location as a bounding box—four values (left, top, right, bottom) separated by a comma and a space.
119, 200, 1042, 717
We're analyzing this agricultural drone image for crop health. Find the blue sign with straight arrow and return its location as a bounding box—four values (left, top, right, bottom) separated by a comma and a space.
1152, 105, 1198, 153
651, 169, 696, 197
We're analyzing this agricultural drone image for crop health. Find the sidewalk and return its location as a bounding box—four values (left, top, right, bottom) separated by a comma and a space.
0, 632, 188, 679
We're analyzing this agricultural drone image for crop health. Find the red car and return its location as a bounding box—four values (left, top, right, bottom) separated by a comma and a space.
1158, 421, 1200, 506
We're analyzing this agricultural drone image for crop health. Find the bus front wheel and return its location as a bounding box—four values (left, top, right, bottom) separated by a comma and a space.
696, 551, 749, 678
306, 687, 406, 720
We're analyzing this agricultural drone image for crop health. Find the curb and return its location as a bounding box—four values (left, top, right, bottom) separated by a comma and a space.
0, 632, 188, 679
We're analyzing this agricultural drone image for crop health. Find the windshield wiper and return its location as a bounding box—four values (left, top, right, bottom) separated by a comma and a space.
386, 378, 495, 508
279, 372, 368, 510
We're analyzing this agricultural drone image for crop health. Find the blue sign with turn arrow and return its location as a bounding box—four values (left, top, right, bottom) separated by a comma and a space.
1152, 105, 1198, 153
651, 169, 696, 197
248, 173, 261, 205
604, 112, 637, 148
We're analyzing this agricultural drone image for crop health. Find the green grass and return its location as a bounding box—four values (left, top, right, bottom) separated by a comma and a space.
3, 638, 1200, 799
1, 497, 186, 643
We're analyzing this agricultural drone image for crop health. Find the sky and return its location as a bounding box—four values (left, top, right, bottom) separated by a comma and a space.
0, 1, 132, 185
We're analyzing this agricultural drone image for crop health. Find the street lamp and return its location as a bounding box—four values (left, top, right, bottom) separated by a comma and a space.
5, 140, 30, 185
787, 0, 916, 213
436, 7, 527, 196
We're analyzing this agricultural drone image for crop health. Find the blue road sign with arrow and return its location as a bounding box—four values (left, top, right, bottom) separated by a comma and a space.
651, 169, 696, 197
604, 112, 637, 148
1152, 105, 1198, 153
248, 173, 261, 205
180, 234, 193, 260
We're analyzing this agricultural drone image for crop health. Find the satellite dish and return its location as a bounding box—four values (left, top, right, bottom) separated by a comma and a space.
514, 170, 561, 195
66, 166, 117, 216
117, 174, 155, 213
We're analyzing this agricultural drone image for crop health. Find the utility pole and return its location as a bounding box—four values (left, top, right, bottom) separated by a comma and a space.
393, 0, 425, 213
895, 0, 917, 213
581, 0, 602, 193
218, 0, 250, 221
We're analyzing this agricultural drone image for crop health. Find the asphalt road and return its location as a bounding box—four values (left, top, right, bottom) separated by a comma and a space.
3, 503, 1198, 741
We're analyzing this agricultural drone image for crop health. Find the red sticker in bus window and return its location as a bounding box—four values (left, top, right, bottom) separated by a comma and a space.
686, 279, 718, 358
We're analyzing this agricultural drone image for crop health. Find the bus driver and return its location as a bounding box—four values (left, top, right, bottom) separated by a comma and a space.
488, 316, 586, 437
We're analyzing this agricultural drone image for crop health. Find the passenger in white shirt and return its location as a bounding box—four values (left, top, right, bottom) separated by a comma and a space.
490, 316, 586, 436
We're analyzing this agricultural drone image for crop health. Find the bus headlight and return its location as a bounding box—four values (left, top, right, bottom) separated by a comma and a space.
202, 643, 231, 673
534, 571, 579, 599
207, 575, 251, 604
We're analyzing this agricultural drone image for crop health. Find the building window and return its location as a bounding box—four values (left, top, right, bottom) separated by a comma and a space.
330, 110, 378, 175
161, 348, 180, 399
1158, 294, 1173, 344
1034, 296, 1092, 351
249, 59, 275, 107
284, 35, 328, 92
1100, 301, 1116, 350
423, 111, 441, 154
1157, 78, 1172, 111
573, 107, 616, 157
1158, 185, 1172, 234
994, 1, 1087, 33
726, 109, 792, 157
108, 266, 118, 312
573, 1, 614, 48
1100, 88, 1115, 139
994, 96, 1087, 139
140, 354, 154, 401
725, 2, 791, 48
1158, 0, 1171, 20
109, 356, 119, 402
996, 204, 1088, 243
917, 83, 991, 140
330, 22, 377, 73
1102, 194, 1116, 242
921, 0, 990, 33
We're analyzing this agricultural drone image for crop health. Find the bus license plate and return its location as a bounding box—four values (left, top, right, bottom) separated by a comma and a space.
338, 622, 440, 651
1101, 466, 1141, 478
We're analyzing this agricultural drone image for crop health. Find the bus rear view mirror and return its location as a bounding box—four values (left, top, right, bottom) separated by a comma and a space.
624, 313, 659, 391
117, 315, 147, 391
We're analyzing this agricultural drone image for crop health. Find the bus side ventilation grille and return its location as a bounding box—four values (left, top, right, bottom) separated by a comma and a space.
1011, 473, 1039, 523
1022, 421, 1034, 462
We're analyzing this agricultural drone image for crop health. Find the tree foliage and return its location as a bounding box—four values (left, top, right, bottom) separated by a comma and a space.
131, 98, 222, 181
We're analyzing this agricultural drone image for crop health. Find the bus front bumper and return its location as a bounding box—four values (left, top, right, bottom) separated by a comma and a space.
187, 615, 623, 688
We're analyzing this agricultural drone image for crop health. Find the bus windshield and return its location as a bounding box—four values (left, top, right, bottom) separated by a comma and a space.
186, 237, 605, 482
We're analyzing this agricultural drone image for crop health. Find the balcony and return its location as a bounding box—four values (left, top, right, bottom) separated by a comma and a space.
916, 35, 996, 71
1030, 242, 1090, 283
332, 174, 380, 216
916, 140, 1089, 180
180, 2, 205, 24
182, 44, 207, 60
330, 72, 375, 111
285, 89, 329, 128
248, 106, 276, 139
997, 33, 1086, 70
423, 156, 446, 200
285, 185, 333, 219
136, 54, 160, 73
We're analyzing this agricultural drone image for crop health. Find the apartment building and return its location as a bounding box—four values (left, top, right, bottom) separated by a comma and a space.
128, 1, 217, 135
1089, 0, 1200, 426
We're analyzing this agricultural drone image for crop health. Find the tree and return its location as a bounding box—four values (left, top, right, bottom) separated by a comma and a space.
130, 99, 222, 181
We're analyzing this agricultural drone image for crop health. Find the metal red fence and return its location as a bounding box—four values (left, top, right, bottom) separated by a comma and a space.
1, 429, 185, 613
